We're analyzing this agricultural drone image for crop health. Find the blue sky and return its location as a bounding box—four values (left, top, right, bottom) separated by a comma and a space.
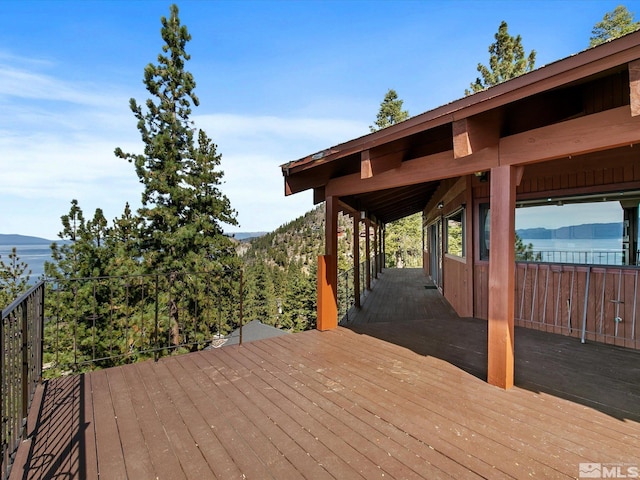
1, 0, 635, 240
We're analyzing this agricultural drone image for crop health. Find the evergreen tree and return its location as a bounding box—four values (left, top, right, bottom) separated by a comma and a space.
114, 4, 238, 274
590, 5, 640, 47
369, 89, 409, 132
282, 261, 316, 331
466, 21, 536, 95
0, 248, 32, 308
244, 261, 277, 324
384, 213, 422, 268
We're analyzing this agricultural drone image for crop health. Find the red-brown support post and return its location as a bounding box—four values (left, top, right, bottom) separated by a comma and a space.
381, 224, 385, 270
365, 218, 371, 290
353, 214, 361, 308
317, 196, 339, 330
373, 224, 378, 279
378, 224, 384, 272
487, 165, 517, 389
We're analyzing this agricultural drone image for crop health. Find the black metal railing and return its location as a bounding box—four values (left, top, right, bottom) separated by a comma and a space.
2, 281, 45, 480
516, 249, 630, 266
338, 255, 381, 322
44, 270, 243, 376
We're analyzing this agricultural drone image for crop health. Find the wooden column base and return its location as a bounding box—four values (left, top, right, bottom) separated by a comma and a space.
317, 255, 338, 331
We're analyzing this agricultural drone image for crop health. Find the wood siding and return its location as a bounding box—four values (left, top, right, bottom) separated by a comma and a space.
443, 255, 471, 317
517, 148, 640, 197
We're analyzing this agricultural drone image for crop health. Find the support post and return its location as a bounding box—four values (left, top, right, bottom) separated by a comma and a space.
380, 223, 387, 268
317, 196, 339, 330
353, 214, 361, 308
487, 165, 516, 389
373, 224, 378, 279
365, 219, 371, 290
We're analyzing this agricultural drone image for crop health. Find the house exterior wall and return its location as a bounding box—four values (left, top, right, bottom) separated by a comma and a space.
424, 151, 640, 350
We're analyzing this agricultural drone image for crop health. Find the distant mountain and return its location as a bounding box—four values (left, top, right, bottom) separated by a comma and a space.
0, 234, 54, 246
228, 232, 268, 242
517, 222, 623, 240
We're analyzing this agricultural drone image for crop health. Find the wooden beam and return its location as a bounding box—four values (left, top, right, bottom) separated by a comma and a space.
630, 59, 640, 117
499, 106, 640, 167
361, 150, 372, 179
487, 165, 516, 389
453, 110, 502, 159
317, 196, 339, 331
452, 119, 472, 158
313, 187, 325, 205
326, 147, 499, 198
361, 149, 403, 179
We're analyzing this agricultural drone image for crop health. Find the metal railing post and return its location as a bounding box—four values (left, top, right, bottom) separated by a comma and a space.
239, 269, 244, 345
154, 274, 159, 362
21, 304, 28, 440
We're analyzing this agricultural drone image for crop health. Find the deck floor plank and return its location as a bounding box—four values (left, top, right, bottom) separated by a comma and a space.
104, 366, 156, 480
206, 346, 370, 480
245, 338, 469, 480
278, 329, 561, 478
128, 361, 216, 480
116, 363, 187, 480
187, 351, 336, 480
158, 352, 279, 480
142, 359, 244, 479
169, 352, 300, 480
90, 370, 129, 480
219, 340, 428, 480
333, 326, 630, 457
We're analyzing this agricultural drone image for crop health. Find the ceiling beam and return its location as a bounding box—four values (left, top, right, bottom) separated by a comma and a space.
499, 105, 640, 166
326, 148, 498, 197
453, 110, 502, 159
361, 149, 403, 179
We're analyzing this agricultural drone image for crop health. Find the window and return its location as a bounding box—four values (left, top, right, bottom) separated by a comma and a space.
446, 208, 465, 257
480, 203, 490, 260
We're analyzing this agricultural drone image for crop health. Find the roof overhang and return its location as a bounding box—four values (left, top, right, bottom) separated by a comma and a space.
281, 31, 640, 224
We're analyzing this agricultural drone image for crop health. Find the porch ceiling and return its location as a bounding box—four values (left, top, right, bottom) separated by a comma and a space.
342, 181, 440, 224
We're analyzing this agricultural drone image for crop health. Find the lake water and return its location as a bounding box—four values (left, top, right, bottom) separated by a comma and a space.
0, 243, 53, 283
520, 238, 624, 265
0, 238, 628, 285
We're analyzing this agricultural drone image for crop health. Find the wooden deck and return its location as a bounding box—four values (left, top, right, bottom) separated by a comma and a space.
10, 269, 640, 479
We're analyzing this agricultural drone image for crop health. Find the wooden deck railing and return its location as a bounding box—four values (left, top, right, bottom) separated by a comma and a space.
514, 263, 640, 349
1, 281, 45, 480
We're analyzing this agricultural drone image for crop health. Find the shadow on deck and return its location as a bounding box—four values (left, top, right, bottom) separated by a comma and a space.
344, 268, 640, 423
9, 268, 640, 479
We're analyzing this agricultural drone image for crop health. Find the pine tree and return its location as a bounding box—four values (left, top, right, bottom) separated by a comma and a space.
0, 247, 32, 308
590, 5, 640, 47
369, 89, 409, 132
244, 261, 277, 324
466, 21, 536, 95
115, 4, 238, 275
384, 213, 422, 268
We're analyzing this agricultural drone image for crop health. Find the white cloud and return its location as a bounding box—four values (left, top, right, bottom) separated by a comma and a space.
0, 51, 370, 238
